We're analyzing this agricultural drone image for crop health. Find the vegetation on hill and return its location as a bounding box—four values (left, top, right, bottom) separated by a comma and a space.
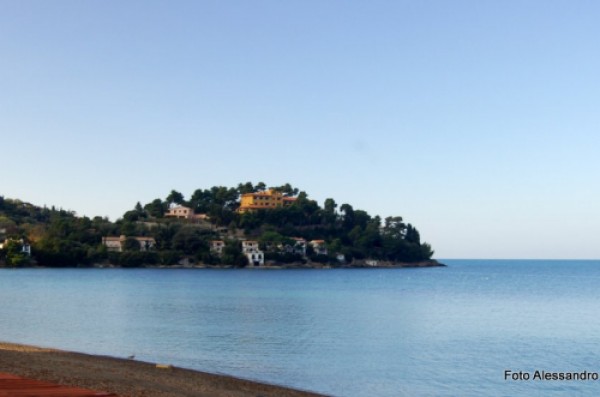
0, 183, 434, 267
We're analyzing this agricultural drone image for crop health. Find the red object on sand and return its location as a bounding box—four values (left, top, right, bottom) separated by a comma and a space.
0, 373, 117, 396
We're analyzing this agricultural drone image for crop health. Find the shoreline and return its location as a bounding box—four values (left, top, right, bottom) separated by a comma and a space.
105, 259, 446, 269
0, 341, 327, 397
3, 259, 445, 270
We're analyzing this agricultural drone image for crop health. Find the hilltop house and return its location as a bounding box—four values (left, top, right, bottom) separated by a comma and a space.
242, 240, 264, 266
102, 235, 156, 252
237, 189, 296, 213
165, 205, 194, 219
165, 205, 209, 222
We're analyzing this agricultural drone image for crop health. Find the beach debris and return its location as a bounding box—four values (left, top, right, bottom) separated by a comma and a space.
156, 364, 172, 369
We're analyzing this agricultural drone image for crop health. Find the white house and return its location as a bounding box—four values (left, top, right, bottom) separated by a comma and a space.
210, 240, 225, 256
281, 237, 307, 256
242, 240, 264, 266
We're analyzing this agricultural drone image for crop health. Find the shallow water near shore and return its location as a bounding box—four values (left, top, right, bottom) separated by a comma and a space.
1, 260, 600, 396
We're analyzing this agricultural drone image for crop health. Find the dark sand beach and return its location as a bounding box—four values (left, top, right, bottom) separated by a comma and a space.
0, 342, 327, 397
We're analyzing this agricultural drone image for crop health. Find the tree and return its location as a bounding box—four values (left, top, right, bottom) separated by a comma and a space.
405, 224, 421, 244
340, 203, 355, 229
153, 223, 180, 250
122, 237, 141, 252
211, 186, 239, 209
158, 250, 183, 266
259, 230, 287, 250
383, 216, 406, 238
353, 210, 371, 229
352, 221, 382, 258
239, 211, 262, 233
144, 199, 165, 218
237, 182, 255, 194
171, 227, 207, 255
166, 190, 185, 205
221, 240, 247, 267
4, 240, 30, 267
272, 183, 298, 197
190, 189, 212, 213
122, 210, 140, 222
324, 198, 337, 214
120, 221, 137, 237
420, 243, 434, 260
0, 216, 18, 235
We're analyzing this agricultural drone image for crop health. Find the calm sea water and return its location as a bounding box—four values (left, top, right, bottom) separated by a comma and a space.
1, 260, 600, 396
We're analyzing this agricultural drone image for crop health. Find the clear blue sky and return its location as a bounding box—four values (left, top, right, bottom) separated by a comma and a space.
1, 1, 599, 259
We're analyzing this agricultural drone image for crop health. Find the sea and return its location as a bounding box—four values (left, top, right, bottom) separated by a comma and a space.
1, 260, 600, 397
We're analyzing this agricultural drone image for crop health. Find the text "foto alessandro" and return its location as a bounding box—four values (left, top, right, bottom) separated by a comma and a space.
504, 370, 599, 381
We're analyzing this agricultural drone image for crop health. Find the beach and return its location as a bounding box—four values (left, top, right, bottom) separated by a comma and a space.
0, 342, 326, 397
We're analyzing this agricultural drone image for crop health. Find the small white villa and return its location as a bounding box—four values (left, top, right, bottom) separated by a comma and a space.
210, 240, 225, 255
242, 240, 264, 266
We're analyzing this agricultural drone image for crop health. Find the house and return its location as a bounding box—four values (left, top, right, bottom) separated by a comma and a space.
242, 240, 260, 252
0, 239, 31, 256
242, 240, 264, 266
291, 237, 307, 256
102, 235, 156, 252
237, 189, 296, 213
22, 243, 31, 256
279, 237, 307, 256
164, 206, 208, 222
102, 236, 123, 252
210, 240, 225, 256
136, 237, 156, 251
310, 240, 328, 256
165, 205, 194, 219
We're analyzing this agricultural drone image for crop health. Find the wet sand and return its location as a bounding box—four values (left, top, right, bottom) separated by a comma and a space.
0, 342, 327, 397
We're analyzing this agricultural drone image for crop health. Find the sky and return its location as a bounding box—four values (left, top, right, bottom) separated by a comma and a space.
1, 1, 599, 259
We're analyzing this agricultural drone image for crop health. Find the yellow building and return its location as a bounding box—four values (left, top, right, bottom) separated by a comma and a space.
238, 189, 296, 213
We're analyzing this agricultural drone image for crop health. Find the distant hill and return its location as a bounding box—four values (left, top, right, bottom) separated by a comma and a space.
0, 183, 434, 268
